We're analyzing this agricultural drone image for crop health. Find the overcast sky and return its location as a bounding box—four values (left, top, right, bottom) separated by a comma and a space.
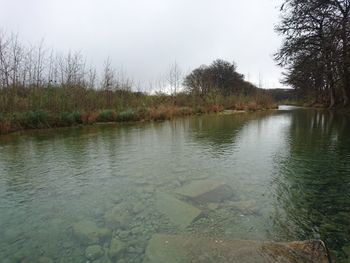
0, 0, 284, 90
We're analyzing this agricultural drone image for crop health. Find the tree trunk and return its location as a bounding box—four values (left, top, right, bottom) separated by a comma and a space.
329, 86, 336, 109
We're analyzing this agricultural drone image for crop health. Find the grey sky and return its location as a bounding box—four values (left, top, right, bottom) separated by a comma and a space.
0, 0, 284, 90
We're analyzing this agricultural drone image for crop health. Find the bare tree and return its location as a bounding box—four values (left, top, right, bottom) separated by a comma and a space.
101, 57, 116, 90
0, 31, 11, 88
87, 66, 97, 89
167, 61, 182, 95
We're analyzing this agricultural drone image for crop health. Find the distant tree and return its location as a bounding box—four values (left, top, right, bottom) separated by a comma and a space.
183, 59, 255, 96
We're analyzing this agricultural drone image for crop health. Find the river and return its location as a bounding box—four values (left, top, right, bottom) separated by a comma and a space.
0, 106, 349, 262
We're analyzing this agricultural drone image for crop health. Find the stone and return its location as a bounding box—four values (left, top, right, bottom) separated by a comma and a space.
104, 204, 131, 229
175, 180, 233, 203
207, 203, 219, 210
72, 220, 111, 245
92, 256, 113, 263
108, 238, 127, 260
227, 199, 258, 214
156, 192, 202, 229
85, 245, 104, 260
143, 234, 330, 263
38, 256, 54, 263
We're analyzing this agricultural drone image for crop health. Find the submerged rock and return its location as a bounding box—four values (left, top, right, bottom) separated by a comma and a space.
38, 256, 54, 263
92, 256, 113, 263
175, 180, 233, 203
104, 204, 131, 229
143, 234, 330, 263
85, 245, 104, 260
207, 203, 220, 210
226, 199, 259, 215
108, 238, 126, 260
156, 192, 202, 229
72, 220, 110, 245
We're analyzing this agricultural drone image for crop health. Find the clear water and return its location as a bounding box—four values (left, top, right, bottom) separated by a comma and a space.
0, 107, 349, 262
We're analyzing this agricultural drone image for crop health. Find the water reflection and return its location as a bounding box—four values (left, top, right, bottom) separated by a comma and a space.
272, 109, 350, 259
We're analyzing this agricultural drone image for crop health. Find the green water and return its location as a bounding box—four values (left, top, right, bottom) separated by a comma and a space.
0, 107, 350, 262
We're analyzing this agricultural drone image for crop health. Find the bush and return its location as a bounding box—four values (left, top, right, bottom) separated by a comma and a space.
97, 110, 117, 122
179, 107, 193, 116
18, 110, 50, 128
136, 107, 150, 120
81, 112, 98, 124
116, 109, 136, 122
0, 114, 12, 133
60, 111, 82, 126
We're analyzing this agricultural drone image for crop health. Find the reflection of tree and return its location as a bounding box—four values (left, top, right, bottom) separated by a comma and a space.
271, 110, 350, 258
189, 112, 272, 152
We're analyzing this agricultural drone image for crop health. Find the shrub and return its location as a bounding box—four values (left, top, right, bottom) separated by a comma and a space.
116, 109, 136, 122
81, 112, 98, 124
17, 110, 50, 128
60, 111, 82, 126
97, 110, 117, 122
179, 107, 193, 116
136, 107, 150, 120
149, 107, 170, 121
0, 114, 12, 134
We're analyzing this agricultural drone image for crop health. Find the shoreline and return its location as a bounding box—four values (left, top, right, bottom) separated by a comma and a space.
0, 105, 278, 135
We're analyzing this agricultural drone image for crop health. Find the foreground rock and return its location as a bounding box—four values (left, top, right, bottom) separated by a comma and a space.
108, 238, 127, 260
38, 257, 54, 263
104, 204, 131, 229
156, 192, 202, 229
85, 245, 104, 260
143, 234, 330, 263
175, 180, 233, 203
72, 220, 110, 245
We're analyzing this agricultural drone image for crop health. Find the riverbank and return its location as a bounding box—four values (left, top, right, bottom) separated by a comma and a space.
0, 103, 278, 135
0, 86, 277, 134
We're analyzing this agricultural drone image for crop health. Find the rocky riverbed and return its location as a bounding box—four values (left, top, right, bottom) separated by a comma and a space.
50, 180, 329, 263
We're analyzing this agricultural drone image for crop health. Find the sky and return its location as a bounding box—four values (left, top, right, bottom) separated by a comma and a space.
0, 0, 285, 91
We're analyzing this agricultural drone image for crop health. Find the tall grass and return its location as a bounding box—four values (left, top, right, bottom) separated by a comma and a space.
0, 85, 277, 134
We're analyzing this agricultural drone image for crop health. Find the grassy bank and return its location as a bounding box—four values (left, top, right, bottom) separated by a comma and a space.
0, 86, 277, 134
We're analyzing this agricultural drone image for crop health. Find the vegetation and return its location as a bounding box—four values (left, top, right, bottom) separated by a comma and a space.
0, 31, 276, 134
275, 0, 350, 108
183, 59, 258, 96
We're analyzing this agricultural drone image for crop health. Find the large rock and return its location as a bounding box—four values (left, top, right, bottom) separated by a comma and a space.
226, 199, 259, 215
38, 257, 54, 263
91, 256, 113, 263
156, 192, 202, 229
175, 180, 233, 203
104, 204, 131, 229
143, 234, 330, 263
72, 220, 111, 245
85, 245, 104, 260
108, 238, 127, 260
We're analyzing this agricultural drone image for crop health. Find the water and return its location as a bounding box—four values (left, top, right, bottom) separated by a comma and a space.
0, 107, 349, 262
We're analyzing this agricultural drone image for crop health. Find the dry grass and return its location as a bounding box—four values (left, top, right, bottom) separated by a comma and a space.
0, 87, 277, 134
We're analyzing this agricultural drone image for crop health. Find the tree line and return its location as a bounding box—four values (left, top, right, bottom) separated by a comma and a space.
0, 30, 275, 121
275, 0, 350, 108
0, 31, 133, 90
